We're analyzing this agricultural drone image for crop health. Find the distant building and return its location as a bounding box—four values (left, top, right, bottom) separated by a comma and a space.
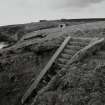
39, 20, 48, 22
59, 24, 66, 31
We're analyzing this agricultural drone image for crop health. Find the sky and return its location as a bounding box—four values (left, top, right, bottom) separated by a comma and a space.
0, 0, 105, 26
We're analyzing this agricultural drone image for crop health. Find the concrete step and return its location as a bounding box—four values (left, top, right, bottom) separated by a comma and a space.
63, 49, 76, 55
68, 41, 88, 47
60, 53, 72, 59
66, 45, 82, 50
71, 37, 91, 43
57, 63, 67, 68
42, 79, 47, 84
57, 58, 68, 64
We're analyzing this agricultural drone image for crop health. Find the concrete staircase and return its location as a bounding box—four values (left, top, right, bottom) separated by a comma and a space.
56, 37, 92, 68
21, 36, 98, 105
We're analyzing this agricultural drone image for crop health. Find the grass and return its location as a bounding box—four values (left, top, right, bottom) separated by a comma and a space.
36, 61, 105, 105
1, 20, 105, 105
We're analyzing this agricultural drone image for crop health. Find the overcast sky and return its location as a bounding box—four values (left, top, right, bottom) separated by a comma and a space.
0, 0, 105, 26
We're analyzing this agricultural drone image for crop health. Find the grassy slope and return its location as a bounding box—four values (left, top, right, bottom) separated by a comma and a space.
0, 19, 105, 105
3, 21, 104, 56
36, 60, 105, 105
0, 18, 104, 43
22, 21, 105, 41
28, 21, 105, 105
